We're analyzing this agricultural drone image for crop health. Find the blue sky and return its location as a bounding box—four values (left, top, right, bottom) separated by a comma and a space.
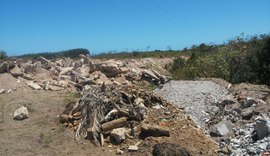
0, 0, 269, 55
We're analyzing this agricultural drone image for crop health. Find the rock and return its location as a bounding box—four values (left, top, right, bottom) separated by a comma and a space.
98, 61, 122, 77
0, 89, 6, 94
76, 65, 90, 77
63, 58, 72, 68
209, 127, 221, 137
22, 73, 35, 80
10, 65, 23, 77
116, 148, 124, 155
152, 143, 192, 156
247, 147, 257, 155
241, 97, 257, 108
255, 119, 270, 140
27, 81, 42, 90
13, 106, 29, 120
21, 63, 35, 73
141, 69, 160, 84
216, 123, 231, 136
219, 94, 237, 106
38, 56, 51, 64
49, 85, 63, 91
44, 81, 50, 90
59, 67, 73, 75
128, 145, 138, 151
110, 128, 126, 144
242, 108, 254, 120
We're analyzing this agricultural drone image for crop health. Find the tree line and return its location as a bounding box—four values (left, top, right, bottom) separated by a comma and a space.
15, 48, 90, 60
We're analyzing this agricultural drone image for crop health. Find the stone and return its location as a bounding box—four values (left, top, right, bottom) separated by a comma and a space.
76, 65, 90, 77
63, 58, 72, 68
97, 61, 122, 77
241, 97, 257, 108
247, 147, 257, 155
44, 81, 50, 90
21, 63, 35, 73
242, 108, 254, 120
0, 89, 5, 94
27, 81, 42, 90
219, 94, 237, 106
255, 119, 270, 140
59, 67, 73, 75
216, 123, 230, 136
116, 148, 124, 155
128, 145, 138, 151
22, 73, 35, 80
110, 128, 126, 144
10, 65, 23, 77
141, 69, 160, 84
13, 106, 29, 120
49, 85, 63, 91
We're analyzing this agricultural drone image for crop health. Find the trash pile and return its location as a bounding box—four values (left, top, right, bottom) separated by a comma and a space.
0, 55, 170, 93
58, 84, 189, 154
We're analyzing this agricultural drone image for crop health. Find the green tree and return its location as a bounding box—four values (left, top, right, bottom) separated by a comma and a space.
0, 51, 7, 59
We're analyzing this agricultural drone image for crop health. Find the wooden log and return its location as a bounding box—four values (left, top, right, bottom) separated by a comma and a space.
101, 117, 127, 132
141, 123, 170, 137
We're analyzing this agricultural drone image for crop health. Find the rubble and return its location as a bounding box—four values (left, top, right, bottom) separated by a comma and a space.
13, 106, 29, 120
110, 128, 127, 144
155, 80, 270, 155
58, 83, 175, 153
0, 56, 170, 92
27, 81, 42, 90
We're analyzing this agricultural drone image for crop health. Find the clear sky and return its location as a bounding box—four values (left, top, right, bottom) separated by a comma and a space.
0, 0, 269, 55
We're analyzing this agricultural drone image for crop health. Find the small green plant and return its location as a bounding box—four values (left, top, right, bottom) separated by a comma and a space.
39, 132, 53, 147
62, 91, 80, 104
57, 124, 66, 133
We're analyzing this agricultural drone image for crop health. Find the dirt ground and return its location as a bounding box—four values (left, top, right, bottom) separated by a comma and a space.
0, 86, 218, 156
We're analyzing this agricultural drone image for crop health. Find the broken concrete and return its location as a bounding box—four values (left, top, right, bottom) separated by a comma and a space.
110, 128, 127, 144
13, 106, 29, 120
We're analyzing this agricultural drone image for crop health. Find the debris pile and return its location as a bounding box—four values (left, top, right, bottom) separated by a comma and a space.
210, 83, 270, 155
0, 55, 171, 93
59, 84, 174, 153
154, 80, 270, 155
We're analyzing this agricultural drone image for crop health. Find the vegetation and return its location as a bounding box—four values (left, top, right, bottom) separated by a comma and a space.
171, 34, 270, 85
92, 50, 189, 59
0, 50, 7, 60
17, 48, 90, 59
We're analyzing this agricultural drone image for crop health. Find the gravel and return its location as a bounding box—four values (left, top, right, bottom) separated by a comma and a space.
154, 80, 228, 129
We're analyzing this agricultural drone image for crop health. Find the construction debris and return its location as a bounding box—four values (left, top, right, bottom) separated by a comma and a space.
58, 83, 174, 153
155, 80, 270, 155
0, 56, 170, 93
13, 106, 29, 120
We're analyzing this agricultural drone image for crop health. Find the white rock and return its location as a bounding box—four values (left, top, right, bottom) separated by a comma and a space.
27, 81, 42, 90
110, 128, 126, 144
216, 123, 230, 136
128, 145, 138, 151
13, 106, 29, 120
